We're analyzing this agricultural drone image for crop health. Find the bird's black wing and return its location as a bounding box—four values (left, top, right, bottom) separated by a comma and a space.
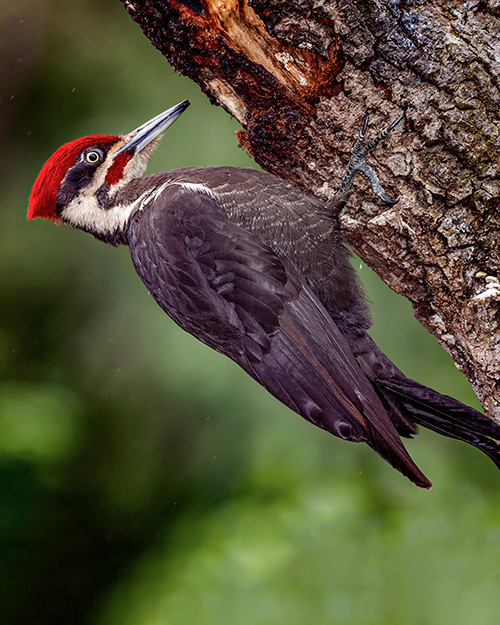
128, 186, 431, 487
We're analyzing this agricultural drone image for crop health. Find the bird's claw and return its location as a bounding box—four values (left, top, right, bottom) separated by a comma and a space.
378, 192, 398, 206
337, 113, 404, 205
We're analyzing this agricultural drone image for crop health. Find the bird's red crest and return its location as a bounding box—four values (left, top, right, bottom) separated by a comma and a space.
28, 134, 119, 222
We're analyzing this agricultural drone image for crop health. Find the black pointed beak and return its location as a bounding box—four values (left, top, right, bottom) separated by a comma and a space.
114, 99, 190, 157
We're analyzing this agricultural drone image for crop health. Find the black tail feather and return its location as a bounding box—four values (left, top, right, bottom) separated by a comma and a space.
375, 377, 500, 471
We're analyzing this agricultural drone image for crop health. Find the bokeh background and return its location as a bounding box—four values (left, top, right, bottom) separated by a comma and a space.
1, 2, 500, 624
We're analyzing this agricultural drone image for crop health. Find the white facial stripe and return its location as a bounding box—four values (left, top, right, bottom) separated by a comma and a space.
62, 193, 133, 235
60, 168, 219, 238
59, 147, 152, 235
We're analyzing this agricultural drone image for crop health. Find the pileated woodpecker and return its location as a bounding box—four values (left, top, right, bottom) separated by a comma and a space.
28, 99, 500, 488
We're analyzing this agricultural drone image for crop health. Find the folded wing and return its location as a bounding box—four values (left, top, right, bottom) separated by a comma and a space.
128, 186, 432, 487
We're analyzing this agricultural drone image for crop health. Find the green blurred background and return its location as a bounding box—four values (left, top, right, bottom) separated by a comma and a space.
1, 2, 500, 624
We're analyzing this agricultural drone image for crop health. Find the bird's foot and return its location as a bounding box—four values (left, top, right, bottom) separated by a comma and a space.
337, 113, 404, 206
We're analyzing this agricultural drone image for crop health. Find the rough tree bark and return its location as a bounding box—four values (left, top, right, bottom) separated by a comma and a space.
120, 0, 500, 419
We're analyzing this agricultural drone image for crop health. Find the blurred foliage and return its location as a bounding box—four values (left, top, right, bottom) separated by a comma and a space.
1, 1, 499, 624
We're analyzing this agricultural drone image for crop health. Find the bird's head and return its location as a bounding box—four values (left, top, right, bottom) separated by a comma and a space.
28, 99, 190, 241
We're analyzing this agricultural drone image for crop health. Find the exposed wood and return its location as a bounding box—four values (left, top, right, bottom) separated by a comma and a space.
121, 0, 500, 418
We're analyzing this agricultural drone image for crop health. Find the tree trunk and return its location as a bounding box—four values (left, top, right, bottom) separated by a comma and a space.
120, 0, 500, 419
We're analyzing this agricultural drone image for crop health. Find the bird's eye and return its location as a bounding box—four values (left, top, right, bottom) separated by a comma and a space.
85, 150, 102, 164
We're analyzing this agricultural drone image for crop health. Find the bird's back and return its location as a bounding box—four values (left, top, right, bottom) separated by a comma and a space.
124, 166, 372, 339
